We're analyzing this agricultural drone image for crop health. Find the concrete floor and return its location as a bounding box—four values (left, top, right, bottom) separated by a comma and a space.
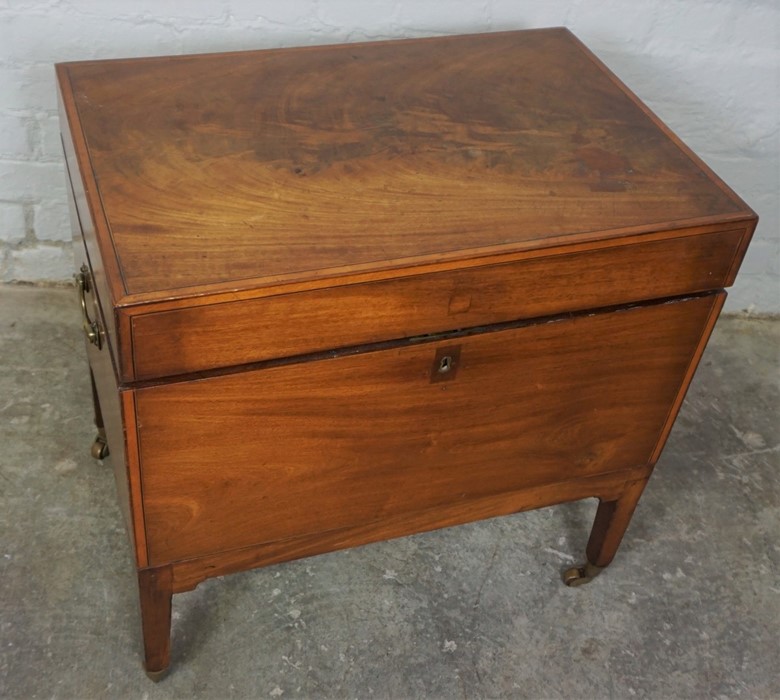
0, 286, 778, 699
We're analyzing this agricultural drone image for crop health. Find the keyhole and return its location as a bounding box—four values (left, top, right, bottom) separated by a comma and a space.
438, 355, 453, 373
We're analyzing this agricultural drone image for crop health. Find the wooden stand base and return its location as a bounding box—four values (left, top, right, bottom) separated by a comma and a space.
132, 477, 650, 678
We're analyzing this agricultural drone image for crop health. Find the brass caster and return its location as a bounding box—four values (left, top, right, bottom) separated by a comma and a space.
563, 562, 605, 587
90, 429, 109, 460
145, 668, 168, 682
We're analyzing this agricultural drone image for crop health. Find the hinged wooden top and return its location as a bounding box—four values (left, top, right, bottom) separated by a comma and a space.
57, 28, 753, 306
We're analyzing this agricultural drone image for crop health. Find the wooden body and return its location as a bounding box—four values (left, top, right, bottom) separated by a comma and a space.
56, 28, 756, 677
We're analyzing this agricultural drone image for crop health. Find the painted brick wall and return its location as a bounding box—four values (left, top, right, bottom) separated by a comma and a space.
1, 0, 777, 311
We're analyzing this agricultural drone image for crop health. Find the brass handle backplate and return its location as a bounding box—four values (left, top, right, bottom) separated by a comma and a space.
76, 263, 102, 349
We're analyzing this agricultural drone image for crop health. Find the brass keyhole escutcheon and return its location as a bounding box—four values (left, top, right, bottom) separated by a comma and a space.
430, 346, 461, 383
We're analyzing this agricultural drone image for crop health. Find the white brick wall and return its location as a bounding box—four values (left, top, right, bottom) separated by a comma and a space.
0, 0, 777, 311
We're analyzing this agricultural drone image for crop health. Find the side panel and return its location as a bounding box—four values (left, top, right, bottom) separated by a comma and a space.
71, 238, 147, 568
59, 100, 115, 352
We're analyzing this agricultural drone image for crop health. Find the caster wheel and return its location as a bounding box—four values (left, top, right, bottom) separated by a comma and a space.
90, 435, 109, 460
562, 562, 604, 587
145, 668, 167, 682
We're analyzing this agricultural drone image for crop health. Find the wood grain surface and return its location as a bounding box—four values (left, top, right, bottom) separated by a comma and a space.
167, 465, 650, 593
58, 28, 751, 299
129, 226, 743, 380
137, 566, 172, 676
135, 294, 718, 565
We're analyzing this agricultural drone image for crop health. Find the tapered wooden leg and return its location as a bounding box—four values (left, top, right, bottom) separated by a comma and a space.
90, 367, 104, 430
563, 477, 649, 586
138, 566, 173, 681
89, 368, 109, 459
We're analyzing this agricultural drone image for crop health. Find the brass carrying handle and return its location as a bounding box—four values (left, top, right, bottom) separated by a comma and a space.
76, 264, 102, 349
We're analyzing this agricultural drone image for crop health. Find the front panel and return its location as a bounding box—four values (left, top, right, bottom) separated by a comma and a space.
129, 226, 745, 381
135, 294, 720, 565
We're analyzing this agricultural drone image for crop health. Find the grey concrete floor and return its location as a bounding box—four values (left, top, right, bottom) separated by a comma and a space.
0, 286, 778, 699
